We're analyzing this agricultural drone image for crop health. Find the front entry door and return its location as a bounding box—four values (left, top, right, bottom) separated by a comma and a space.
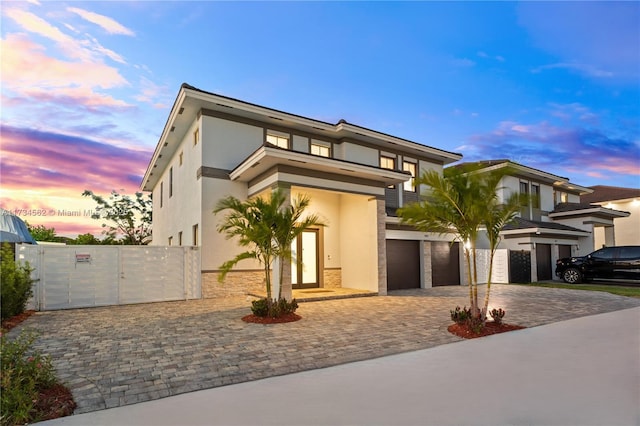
291, 230, 319, 289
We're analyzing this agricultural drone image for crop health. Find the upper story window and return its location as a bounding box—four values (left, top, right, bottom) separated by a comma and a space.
193, 128, 199, 146
266, 133, 289, 149
403, 161, 417, 192
531, 184, 540, 208
380, 154, 396, 189
380, 155, 396, 170
179, 151, 184, 166
310, 141, 330, 157
160, 182, 164, 208
520, 182, 529, 201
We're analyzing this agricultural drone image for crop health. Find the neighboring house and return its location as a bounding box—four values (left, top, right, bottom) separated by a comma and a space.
454, 161, 630, 282
581, 185, 640, 247
141, 84, 463, 299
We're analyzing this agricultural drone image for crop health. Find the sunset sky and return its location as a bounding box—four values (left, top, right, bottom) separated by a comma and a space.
1, 1, 638, 238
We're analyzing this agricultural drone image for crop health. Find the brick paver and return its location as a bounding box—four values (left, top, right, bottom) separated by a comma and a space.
11, 284, 640, 414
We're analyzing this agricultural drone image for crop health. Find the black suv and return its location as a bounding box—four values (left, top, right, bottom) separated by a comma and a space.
555, 246, 640, 284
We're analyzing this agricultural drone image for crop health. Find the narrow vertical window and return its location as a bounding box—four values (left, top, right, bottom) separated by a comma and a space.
380, 155, 396, 189
168, 236, 173, 246
532, 184, 540, 208
178, 231, 183, 246
403, 161, 417, 192
179, 151, 183, 166
193, 224, 199, 246
160, 182, 163, 208
169, 167, 173, 198
193, 128, 199, 146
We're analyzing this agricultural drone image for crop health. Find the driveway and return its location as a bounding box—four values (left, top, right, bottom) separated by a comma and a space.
13, 284, 640, 414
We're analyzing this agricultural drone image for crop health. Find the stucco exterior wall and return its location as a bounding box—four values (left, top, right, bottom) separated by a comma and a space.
337, 142, 379, 167
201, 116, 263, 169
151, 119, 202, 247
339, 193, 380, 292
594, 199, 640, 246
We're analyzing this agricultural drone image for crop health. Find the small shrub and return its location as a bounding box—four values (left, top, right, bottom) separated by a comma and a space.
450, 306, 471, 325
251, 298, 299, 318
490, 308, 506, 324
1, 244, 35, 321
1, 330, 57, 425
251, 298, 270, 317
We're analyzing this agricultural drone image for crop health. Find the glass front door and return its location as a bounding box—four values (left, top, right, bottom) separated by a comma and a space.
291, 230, 319, 289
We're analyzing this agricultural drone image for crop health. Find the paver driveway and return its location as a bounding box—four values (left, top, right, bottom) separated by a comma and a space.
12, 284, 640, 414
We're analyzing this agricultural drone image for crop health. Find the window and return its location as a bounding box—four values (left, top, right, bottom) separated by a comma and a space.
168, 236, 173, 246
310, 142, 330, 157
381, 155, 396, 189
193, 128, 199, 146
532, 184, 540, 208
520, 182, 529, 204
403, 161, 417, 192
561, 192, 568, 203
380, 155, 395, 170
266, 133, 289, 149
192, 224, 199, 246
178, 231, 183, 246
160, 182, 163, 208
179, 151, 183, 166
169, 167, 173, 198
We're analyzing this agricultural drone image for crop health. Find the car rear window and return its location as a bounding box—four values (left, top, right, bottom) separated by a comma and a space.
618, 247, 640, 259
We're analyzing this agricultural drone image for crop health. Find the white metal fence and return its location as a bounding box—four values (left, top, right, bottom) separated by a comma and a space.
16, 244, 201, 311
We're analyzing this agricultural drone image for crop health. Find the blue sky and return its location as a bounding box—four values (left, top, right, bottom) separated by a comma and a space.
1, 1, 638, 237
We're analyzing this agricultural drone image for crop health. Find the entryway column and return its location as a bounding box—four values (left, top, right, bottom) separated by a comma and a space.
376, 197, 387, 295
274, 185, 293, 301
604, 226, 616, 247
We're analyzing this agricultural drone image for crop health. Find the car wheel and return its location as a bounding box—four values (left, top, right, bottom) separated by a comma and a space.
563, 268, 582, 284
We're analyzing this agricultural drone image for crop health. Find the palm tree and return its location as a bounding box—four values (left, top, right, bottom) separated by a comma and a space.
214, 189, 323, 301
398, 165, 519, 324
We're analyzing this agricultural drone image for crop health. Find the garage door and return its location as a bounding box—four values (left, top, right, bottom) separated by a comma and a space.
536, 243, 552, 281
386, 240, 420, 290
431, 242, 460, 286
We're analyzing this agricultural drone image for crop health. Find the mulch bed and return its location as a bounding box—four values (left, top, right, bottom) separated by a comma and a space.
241, 313, 302, 324
34, 384, 77, 421
1, 310, 36, 332
448, 321, 526, 339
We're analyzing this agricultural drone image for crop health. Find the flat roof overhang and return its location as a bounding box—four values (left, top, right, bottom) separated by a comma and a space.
549, 207, 630, 220
500, 227, 590, 238
230, 146, 412, 197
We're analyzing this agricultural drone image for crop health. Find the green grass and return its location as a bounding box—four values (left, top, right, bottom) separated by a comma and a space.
512, 282, 640, 298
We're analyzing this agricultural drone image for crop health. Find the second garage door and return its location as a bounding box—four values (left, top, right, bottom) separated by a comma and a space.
431, 241, 460, 286
386, 239, 421, 290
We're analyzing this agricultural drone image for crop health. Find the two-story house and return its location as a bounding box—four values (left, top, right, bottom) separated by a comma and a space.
453, 160, 630, 282
141, 84, 462, 300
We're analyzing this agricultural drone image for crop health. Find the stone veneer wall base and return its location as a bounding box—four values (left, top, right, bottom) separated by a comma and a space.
202, 271, 266, 298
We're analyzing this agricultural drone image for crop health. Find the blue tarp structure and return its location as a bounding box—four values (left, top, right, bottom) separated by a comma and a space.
0, 209, 37, 244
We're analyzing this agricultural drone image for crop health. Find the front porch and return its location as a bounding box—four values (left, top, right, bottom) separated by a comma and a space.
248, 287, 377, 302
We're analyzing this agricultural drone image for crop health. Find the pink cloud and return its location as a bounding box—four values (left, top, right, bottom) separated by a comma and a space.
1, 34, 128, 91
67, 7, 135, 36
0, 125, 152, 194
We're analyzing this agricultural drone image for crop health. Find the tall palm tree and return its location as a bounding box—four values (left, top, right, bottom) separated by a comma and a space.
214, 189, 323, 301
398, 165, 518, 323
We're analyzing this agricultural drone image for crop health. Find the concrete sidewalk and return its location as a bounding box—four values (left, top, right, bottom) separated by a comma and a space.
42, 306, 640, 426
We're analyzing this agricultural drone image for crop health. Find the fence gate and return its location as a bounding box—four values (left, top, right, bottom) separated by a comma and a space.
17, 244, 201, 311
509, 250, 531, 284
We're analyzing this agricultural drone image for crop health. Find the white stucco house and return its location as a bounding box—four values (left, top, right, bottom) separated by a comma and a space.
141, 84, 463, 299
452, 160, 630, 282
581, 185, 640, 247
